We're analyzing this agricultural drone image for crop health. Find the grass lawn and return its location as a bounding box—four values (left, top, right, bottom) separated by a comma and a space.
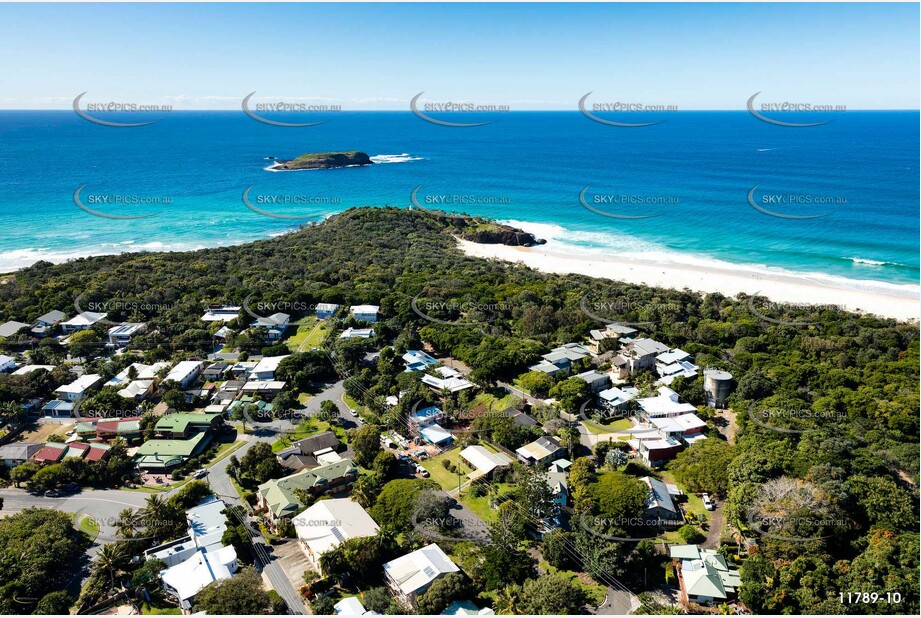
470, 391, 520, 412
140, 591, 181, 615
271, 420, 348, 452
658, 470, 711, 526
582, 417, 633, 434
72, 513, 100, 540
297, 392, 314, 405
207, 438, 247, 465
21, 422, 74, 443
285, 318, 328, 352
421, 448, 471, 492
538, 561, 607, 606
342, 393, 379, 422
460, 482, 515, 522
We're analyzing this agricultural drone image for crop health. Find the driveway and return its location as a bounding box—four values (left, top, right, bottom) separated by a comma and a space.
701, 500, 723, 550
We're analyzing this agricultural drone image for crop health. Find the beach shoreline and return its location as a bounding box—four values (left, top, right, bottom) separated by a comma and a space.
457, 238, 920, 321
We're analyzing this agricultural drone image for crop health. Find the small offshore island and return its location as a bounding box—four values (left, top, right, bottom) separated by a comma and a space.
269, 150, 373, 171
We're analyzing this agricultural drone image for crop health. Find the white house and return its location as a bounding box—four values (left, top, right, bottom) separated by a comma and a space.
384, 544, 459, 607
636, 387, 697, 419
340, 327, 374, 339
0, 354, 17, 373
164, 361, 203, 389
201, 305, 241, 322
12, 364, 55, 376
292, 498, 380, 572
251, 312, 289, 341
349, 305, 379, 323
249, 355, 288, 381
54, 374, 102, 402
108, 322, 146, 345
61, 311, 107, 334
460, 445, 512, 479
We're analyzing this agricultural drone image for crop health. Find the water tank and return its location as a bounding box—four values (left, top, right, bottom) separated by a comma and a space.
704, 369, 733, 408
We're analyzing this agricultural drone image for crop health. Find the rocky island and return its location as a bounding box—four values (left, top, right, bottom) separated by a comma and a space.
270, 151, 373, 171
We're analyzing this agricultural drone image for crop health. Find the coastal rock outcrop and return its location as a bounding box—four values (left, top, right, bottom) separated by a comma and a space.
273, 151, 373, 170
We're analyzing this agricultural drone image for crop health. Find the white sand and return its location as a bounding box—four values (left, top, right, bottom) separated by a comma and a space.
457, 239, 919, 322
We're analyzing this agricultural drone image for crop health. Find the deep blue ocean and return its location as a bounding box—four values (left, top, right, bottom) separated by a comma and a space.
0, 110, 917, 289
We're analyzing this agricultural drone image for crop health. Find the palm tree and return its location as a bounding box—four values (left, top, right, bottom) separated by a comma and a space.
95, 544, 126, 591
494, 584, 522, 615
560, 423, 581, 455
141, 494, 178, 542
116, 508, 143, 539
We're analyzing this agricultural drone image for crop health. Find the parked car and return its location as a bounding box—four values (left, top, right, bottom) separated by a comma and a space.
416, 465, 430, 477
702, 493, 715, 510
348, 408, 358, 417
193, 469, 208, 479
46, 489, 63, 498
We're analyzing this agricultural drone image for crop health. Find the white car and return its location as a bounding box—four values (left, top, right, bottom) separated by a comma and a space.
348, 408, 358, 417
193, 469, 208, 479
702, 493, 715, 510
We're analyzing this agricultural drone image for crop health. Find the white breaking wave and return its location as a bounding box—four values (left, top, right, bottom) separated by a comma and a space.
369, 153, 423, 164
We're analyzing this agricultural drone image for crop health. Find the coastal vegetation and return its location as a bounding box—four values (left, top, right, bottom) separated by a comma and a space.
0, 206, 917, 613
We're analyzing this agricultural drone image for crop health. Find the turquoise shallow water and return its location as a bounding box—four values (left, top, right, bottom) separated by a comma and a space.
0, 110, 917, 288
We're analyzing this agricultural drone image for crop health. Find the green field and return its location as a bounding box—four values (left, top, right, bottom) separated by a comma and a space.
469, 391, 520, 412
582, 417, 633, 434
285, 318, 328, 352
422, 448, 471, 492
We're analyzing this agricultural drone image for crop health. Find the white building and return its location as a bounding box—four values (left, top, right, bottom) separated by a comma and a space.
293, 498, 380, 572
164, 361, 203, 389
460, 445, 512, 479
349, 305, 380, 323
383, 543, 459, 607
0, 354, 17, 373
201, 305, 241, 322
340, 327, 374, 339
108, 322, 147, 345
12, 364, 55, 376
61, 311, 107, 334
249, 355, 289, 381
636, 387, 697, 419
54, 374, 102, 402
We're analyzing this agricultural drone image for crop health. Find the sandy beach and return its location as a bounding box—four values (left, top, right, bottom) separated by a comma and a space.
457, 239, 920, 322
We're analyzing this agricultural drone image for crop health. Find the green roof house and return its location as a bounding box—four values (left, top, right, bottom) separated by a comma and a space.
134, 431, 212, 470
155, 413, 221, 438
670, 544, 741, 606
257, 459, 358, 522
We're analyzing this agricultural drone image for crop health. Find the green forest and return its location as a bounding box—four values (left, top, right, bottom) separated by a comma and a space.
0, 206, 918, 614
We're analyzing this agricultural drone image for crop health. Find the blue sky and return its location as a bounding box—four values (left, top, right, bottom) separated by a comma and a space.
1, 2, 918, 110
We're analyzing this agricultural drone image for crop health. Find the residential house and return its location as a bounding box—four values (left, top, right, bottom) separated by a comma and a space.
201, 305, 241, 322
442, 600, 495, 615
31, 310, 67, 337
349, 305, 379, 323
12, 364, 55, 376
670, 545, 740, 606
61, 311, 107, 334
105, 361, 169, 401
251, 312, 289, 341
108, 322, 146, 346
149, 496, 238, 611
277, 431, 343, 471
334, 597, 371, 615
529, 343, 592, 376
41, 400, 74, 417
636, 387, 697, 420
403, 350, 438, 372
155, 413, 221, 438
0, 320, 30, 338
649, 414, 708, 446
499, 406, 539, 428
54, 374, 102, 402
409, 405, 444, 429
202, 362, 231, 381
134, 431, 212, 470
0, 354, 17, 373
588, 322, 638, 353
315, 303, 340, 319
292, 498, 380, 572
422, 366, 475, 393
460, 445, 512, 480
546, 459, 570, 507
241, 380, 286, 399
616, 338, 670, 374
655, 349, 699, 385
249, 355, 288, 381
257, 459, 359, 523
598, 386, 639, 416
640, 476, 683, 526
340, 327, 374, 339
32, 441, 110, 465
75, 416, 143, 442
0, 442, 42, 467
575, 369, 611, 393
383, 543, 460, 609
516, 436, 565, 466
419, 423, 453, 446
164, 361, 203, 389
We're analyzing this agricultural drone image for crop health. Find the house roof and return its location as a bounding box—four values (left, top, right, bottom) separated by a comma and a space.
334, 597, 368, 615
164, 361, 202, 384
0, 442, 42, 460
36, 310, 67, 325
627, 338, 670, 357
420, 423, 453, 445
33, 443, 68, 463
650, 414, 707, 433
657, 348, 691, 365
55, 374, 102, 394
460, 445, 512, 475
383, 543, 459, 596
640, 476, 678, 514
258, 459, 358, 518
62, 312, 107, 327
12, 364, 55, 376
637, 387, 697, 417
160, 545, 237, 603
516, 436, 563, 461
251, 355, 288, 375
291, 431, 341, 456
134, 431, 211, 461
340, 327, 374, 339
0, 321, 31, 337
598, 386, 639, 406
349, 305, 379, 314
293, 498, 379, 558
155, 413, 219, 434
